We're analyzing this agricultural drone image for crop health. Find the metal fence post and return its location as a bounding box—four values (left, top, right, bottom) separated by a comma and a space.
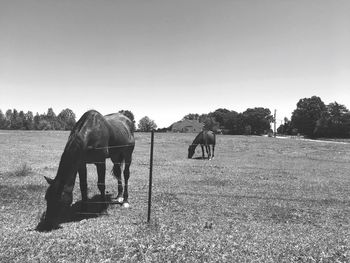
147, 130, 154, 223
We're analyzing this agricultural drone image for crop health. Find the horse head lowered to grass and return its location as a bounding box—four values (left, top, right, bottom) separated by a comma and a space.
188, 130, 216, 160
37, 110, 135, 231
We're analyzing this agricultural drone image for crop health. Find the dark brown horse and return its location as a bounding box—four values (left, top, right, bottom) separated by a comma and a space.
40, 110, 135, 230
188, 130, 216, 160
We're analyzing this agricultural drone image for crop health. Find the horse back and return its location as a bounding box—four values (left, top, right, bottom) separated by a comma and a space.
79, 111, 134, 147
71, 111, 134, 162
105, 113, 135, 159
104, 113, 135, 147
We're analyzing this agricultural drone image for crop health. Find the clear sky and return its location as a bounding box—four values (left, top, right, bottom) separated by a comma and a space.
1, 0, 349, 128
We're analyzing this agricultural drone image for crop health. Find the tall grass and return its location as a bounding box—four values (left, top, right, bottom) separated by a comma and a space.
5, 163, 33, 177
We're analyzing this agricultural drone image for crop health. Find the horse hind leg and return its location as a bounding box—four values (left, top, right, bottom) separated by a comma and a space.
121, 152, 133, 208
122, 162, 131, 208
205, 145, 210, 160
208, 145, 212, 160
112, 162, 124, 204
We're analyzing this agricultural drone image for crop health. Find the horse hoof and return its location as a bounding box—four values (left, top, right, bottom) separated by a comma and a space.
122, 202, 130, 208
116, 197, 124, 203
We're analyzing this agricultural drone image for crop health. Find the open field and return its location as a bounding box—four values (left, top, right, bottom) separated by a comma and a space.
1, 131, 350, 262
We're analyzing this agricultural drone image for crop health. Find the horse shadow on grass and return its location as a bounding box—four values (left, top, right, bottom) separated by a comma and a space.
36, 194, 122, 232
62, 194, 114, 223
192, 156, 212, 160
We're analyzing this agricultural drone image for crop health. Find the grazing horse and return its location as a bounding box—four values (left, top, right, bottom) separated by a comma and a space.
41, 110, 135, 229
188, 130, 216, 160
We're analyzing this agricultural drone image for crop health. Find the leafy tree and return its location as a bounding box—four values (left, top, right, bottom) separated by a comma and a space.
138, 116, 157, 132
313, 113, 330, 137
291, 96, 327, 138
183, 113, 200, 121
328, 102, 349, 120
314, 102, 350, 138
45, 108, 60, 130
1, 110, 11, 129
33, 113, 41, 130
5, 109, 12, 122
58, 108, 76, 130
37, 119, 52, 130
202, 116, 220, 132
34, 112, 52, 130
198, 114, 209, 123
222, 111, 243, 134
242, 107, 273, 135
277, 118, 294, 135
0, 110, 6, 129
341, 113, 350, 138
23, 111, 34, 130
327, 102, 350, 137
17, 111, 25, 130
46, 108, 56, 119
244, 125, 252, 135
209, 108, 230, 128
10, 109, 21, 129
119, 110, 136, 132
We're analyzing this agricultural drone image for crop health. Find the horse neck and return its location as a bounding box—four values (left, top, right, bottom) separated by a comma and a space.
55, 154, 77, 186
56, 134, 83, 186
193, 131, 204, 145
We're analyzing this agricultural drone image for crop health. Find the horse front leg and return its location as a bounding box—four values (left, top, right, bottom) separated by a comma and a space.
78, 163, 88, 210
201, 145, 205, 159
96, 162, 106, 200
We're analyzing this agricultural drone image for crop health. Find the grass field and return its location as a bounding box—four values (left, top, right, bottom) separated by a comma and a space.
1, 130, 350, 262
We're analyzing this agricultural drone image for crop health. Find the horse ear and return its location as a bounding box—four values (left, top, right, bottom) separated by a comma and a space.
44, 176, 54, 185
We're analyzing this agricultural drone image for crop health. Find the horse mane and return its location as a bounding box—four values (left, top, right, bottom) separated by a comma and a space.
192, 131, 204, 145
192, 130, 216, 145
62, 110, 101, 162
70, 110, 100, 135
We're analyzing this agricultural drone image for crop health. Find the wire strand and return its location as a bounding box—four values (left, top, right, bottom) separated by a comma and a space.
92, 144, 135, 150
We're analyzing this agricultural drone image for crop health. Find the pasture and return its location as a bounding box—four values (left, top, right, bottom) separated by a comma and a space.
1, 131, 350, 262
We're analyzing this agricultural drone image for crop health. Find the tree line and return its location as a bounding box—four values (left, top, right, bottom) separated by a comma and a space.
0, 108, 76, 130
0, 107, 149, 133
278, 96, 350, 138
2, 96, 349, 138
180, 107, 273, 135
180, 96, 350, 138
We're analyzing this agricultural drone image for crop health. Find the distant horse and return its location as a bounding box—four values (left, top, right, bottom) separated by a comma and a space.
40, 110, 135, 229
188, 130, 216, 160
